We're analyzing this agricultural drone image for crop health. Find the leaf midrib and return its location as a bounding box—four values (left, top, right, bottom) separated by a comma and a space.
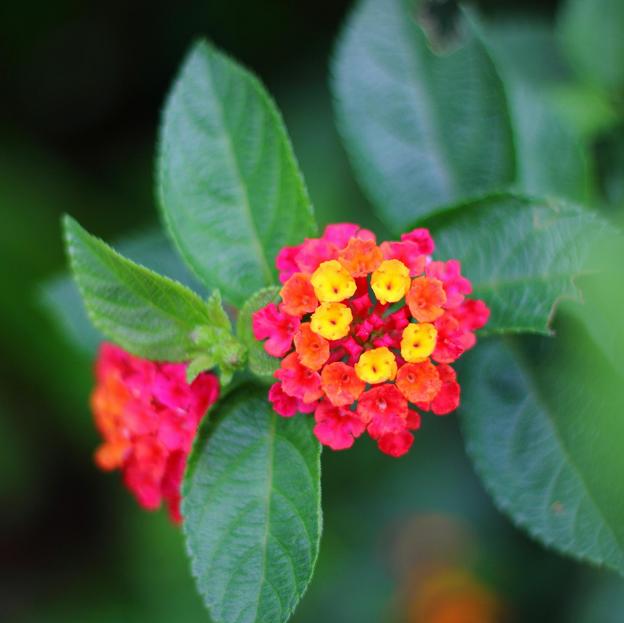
203, 52, 274, 288
77, 233, 207, 331
253, 412, 277, 621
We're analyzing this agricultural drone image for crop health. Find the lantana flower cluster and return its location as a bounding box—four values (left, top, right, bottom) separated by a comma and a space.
253, 223, 489, 457
91, 343, 219, 522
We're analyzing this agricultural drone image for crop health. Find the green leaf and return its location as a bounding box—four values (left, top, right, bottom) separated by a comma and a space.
63, 215, 214, 361
331, 0, 515, 233
550, 84, 618, 143
186, 354, 217, 384
158, 40, 317, 307
205, 290, 232, 331
459, 320, 624, 575
183, 387, 321, 623
506, 89, 591, 203
479, 17, 571, 86
482, 18, 592, 203
42, 227, 207, 356
597, 127, 624, 218
425, 194, 617, 334
193, 324, 247, 386
561, 239, 624, 380
237, 287, 281, 381
559, 0, 624, 93
109, 227, 207, 294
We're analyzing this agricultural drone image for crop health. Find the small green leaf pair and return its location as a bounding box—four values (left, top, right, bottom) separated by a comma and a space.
187, 292, 247, 385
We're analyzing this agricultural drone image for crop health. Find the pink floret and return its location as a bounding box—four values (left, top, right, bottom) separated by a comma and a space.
252, 303, 300, 357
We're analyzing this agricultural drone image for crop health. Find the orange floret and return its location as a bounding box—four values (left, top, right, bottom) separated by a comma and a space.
91, 371, 131, 470
396, 361, 442, 403
280, 273, 318, 316
321, 362, 366, 406
406, 276, 447, 322
338, 237, 384, 277
294, 323, 330, 370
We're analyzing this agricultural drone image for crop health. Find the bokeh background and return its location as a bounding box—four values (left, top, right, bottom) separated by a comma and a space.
2, 1, 623, 621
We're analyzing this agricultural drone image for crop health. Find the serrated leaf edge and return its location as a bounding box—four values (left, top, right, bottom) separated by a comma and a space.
459, 336, 624, 576
181, 387, 323, 623
155, 39, 317, 304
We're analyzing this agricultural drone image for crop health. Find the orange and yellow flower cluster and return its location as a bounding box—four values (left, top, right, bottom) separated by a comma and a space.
253, 223, 489, 457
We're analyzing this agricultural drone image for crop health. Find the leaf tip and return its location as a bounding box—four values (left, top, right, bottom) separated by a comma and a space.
61, 214, 84, 266
186, 37, 213, 61
61, 213, 78, 239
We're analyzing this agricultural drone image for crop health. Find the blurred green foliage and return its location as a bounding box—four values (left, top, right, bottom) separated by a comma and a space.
2, 0, 624, 622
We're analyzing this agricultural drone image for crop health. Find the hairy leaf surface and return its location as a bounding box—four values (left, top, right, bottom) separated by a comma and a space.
159, 40, 316, 306
427, 194, 615, 334
183, 388, 321, 623
460, 324, 624, 575
64, 216, 214, 361
332, 0, 515, 232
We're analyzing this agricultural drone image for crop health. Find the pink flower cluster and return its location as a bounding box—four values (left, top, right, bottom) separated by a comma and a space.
91, 343, 219, 522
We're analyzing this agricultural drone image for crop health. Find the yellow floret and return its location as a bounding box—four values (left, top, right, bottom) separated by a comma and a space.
401, 323, 437, 363
354, 347, 397, 384
311, 260, 357, 303
371, 259, 410, 304
310, 302, 353, 340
